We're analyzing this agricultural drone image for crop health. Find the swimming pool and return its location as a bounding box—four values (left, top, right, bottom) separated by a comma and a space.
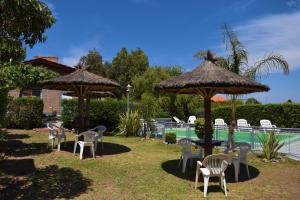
164, 128, 300, 144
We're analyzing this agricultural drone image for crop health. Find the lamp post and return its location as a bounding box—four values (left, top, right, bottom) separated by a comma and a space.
126, 84, 132, 112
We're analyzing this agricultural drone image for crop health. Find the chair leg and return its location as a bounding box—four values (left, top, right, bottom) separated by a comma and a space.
246, 163, 250, 178
79, 145, 84, 160
178, 156, 182, 168
92, 145, 95, 159
203, 175, 210, 197
57, 138, 61, 151
233, 161, 240, 182
73, 142, 77, 155
182, 157, 188, 173
194, 164, 200, 189
51, 138, 55, 149
222, 176, 227, 197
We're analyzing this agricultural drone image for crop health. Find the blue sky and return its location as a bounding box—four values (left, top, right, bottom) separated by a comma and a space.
27, 0, 300, 103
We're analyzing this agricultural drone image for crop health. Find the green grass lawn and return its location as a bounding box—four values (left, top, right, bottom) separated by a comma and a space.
1, 129, 300, 199
165, 128, 300, 144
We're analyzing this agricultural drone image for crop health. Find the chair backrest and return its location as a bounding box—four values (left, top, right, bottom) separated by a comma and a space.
178, 138, 192, 154
260, 119, 273, 128
78, 130, 97, 142
173, 116, 182, 123
92, 125, 107, 134
239, 145, 251, 162
188, 116, 196, 124
237, 119, 248, 127
215, 118, 225, 126
202, 154, 231, 176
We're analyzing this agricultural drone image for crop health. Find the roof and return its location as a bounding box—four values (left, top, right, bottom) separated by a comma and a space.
39, 68, 120, 92
24, 57, 75, 75
211, 96, 225, 102
63, 91, 115, 98
156, 51, 269, 97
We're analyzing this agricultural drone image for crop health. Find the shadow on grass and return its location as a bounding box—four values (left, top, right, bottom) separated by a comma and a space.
161, 159, 260, 183
61, 141, 131, 157
0, 140, 51, 157
6, 134, 30, 140
0, 160, 92, 200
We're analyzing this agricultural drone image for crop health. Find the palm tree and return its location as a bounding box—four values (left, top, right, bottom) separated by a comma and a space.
194, 24, 289, 149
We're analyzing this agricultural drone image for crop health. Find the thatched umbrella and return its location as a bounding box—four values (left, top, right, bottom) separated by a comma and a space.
39, 68, 120, 132
63, 91, 115, 98
156, 51, 269, 156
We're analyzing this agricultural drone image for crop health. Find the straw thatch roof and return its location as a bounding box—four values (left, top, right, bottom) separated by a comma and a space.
156, 52, 269, 96
63, 91, 115, 98
39, 68, 120, 91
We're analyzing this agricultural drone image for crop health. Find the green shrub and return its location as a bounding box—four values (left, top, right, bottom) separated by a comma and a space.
165, 132, 176, 144
258, 131, 284, 160
6, 97, 44, 129
118, 110, 141, 137
195, 118, 205, 139
0, 89, 8, 127
212, 103, 300, 128
61, 98, 128, 132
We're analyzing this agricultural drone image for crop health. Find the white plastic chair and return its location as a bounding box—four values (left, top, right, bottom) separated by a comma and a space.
178, 138, 202, 173
47, 122, 66, 151
231, 143, 251, 182
195, 154, 231, 197
188, 116, 197, 124
173, 116, 184, 123
173, 116, 184, 128
214, 118, 228, 130
260, 119, 279, 133
237, 119, 252, 132
73, 130, 98, 160
90, 125, 106, 151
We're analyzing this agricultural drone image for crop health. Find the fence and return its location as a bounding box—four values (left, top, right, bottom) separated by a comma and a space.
151, 122, 300, 158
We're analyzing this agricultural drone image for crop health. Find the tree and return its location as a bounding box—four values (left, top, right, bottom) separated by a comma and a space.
0, 0, 55, 63
110, 48, 149, 96
131, 65, 182, 100
77, 49, 105, 76
0, 63, 58, 97
246, 98, 261, 104
194, 24, 289, 149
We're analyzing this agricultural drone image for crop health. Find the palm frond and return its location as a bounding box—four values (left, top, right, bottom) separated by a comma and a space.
193, 51, 207, 60
222, 24, 248, 74
251, 53, 289, 79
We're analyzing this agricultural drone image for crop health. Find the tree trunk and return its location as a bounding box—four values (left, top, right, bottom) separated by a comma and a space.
85, 96, 90, 129
228, 95, 236, 150
78, 96, 84, 133
204, 97, 212, 156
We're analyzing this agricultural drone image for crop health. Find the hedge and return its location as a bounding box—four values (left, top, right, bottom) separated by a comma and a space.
61, 98, 128, 132
6, 97, 44, 129
0, 89, 8, 127
212, 103, 300, 128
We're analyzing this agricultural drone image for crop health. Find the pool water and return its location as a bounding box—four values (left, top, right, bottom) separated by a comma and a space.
164, 128, 300, 143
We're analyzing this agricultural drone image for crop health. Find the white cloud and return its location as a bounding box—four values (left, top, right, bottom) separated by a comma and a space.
62, 38, 102, 67
287, 0, 297, 7
234, 11, 300, 70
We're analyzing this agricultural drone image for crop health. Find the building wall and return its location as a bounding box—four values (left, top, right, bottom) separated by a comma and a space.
42, 89, 61, 113
8, 89, 20, 98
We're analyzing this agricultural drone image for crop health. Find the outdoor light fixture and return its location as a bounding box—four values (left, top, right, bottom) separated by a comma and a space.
126, 84, 132, 112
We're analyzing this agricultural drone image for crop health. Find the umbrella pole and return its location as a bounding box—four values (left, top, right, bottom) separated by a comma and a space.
86, 95, 90, 129
78, 95, 84, 133
204, 97, 213, 156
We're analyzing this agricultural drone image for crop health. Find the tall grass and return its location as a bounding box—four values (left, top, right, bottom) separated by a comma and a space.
258, 131, 284, 160
118, 111, 141, 137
